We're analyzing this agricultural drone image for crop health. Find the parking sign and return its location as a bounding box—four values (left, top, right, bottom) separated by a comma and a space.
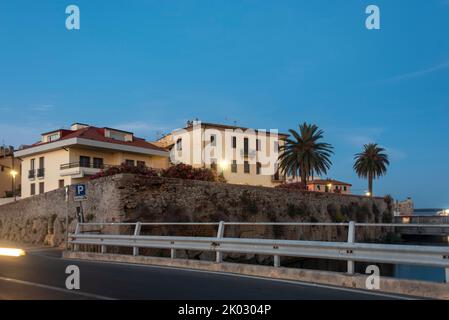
74, 184, 87, 201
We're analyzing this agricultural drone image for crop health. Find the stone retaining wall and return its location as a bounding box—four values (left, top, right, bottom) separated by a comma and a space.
0, 174, 392, 248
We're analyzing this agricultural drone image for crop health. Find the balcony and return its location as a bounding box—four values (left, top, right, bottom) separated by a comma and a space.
28, 169, 35, 180
37, 168, 45, 178
60, 162, 113, 178
240, 149, 256, 159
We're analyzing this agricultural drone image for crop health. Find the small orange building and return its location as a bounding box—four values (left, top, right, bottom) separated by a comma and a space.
307, 179, 352, 194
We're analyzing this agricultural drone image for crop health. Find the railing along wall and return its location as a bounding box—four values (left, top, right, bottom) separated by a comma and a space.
69, 221, 449, 283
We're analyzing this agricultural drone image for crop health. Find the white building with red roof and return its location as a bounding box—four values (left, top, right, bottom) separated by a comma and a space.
14, 123, 169, 198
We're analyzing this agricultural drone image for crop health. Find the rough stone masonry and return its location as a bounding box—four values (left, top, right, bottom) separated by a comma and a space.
0, 173, 392, 248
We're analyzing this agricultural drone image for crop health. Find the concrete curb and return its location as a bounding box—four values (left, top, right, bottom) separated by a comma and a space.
63, 251, 449, 300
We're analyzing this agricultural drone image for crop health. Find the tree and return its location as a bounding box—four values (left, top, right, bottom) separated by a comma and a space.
353, 143, 389, 196
278, 122, 333, 188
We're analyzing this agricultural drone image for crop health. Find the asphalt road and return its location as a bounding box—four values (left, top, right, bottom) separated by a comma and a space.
0, 247, 409, 300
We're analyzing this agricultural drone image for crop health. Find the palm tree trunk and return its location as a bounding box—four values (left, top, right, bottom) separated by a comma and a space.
368, 172, 373, 196
301, 165, 307, 190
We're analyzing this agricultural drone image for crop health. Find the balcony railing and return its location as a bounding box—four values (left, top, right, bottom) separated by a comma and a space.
60, 162, 114, 170
37, 168, 45, 178
28, 169, 35, 179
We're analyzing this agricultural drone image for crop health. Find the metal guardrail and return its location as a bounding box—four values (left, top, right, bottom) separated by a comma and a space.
394, 215, 449, 225
69, 221, 449, 283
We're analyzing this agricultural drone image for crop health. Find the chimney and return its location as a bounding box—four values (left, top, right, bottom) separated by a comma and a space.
71, 123, 89, 131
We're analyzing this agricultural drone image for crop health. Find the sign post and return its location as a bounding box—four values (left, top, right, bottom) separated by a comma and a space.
74, 184, 87, 224
65, 185, 69, 249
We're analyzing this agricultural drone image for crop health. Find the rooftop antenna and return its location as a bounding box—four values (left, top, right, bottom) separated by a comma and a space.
224, 117, 238, 126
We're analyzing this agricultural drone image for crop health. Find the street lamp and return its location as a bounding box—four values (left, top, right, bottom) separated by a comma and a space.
365, 191, 372, 197
219, 160, 228, 176
10, 169, 17, 202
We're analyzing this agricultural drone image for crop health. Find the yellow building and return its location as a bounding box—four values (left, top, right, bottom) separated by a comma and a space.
15, 123, 169, 198
155, 121, 289, 187
0, 146, 21, 198
306, 179, 352, 194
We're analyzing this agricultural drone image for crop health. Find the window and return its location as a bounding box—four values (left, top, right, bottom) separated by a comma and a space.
39, 157, 44, 169
39, 182, 44, 194
244, 161, 250, 174
80, 156, 90, 167
232, 136, 237, 149
231, 160, 237, 173
59, 179, 65, 189
317, 185, 321, 191
244, 138, 249, 156
125, 159, 135, 166
30, 183, 35, 196
137, 161, 145, 167
211, 158, 217, 171
30, 158, 35, 170
47, 133, 60, 142
256, 162, 261, 175
93, 158, 104, 169
176, 138, 182, 151
343, 186, 347, 192
256, 139, 261, 151
210, 134, 216, 146
37, 157, 45, 177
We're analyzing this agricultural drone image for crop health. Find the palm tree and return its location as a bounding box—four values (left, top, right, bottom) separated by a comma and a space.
278, 122, 333, 188
353, 143, 389, 196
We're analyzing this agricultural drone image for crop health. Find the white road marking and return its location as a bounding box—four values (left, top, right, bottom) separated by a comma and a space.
0, 276, 116, 300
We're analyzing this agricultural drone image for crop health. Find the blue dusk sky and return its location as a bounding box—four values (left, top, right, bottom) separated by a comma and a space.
0, 1, 448, 208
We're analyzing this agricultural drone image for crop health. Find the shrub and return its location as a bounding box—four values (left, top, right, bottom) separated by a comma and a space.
162, 163, 224, 182
275, 182, 307, 191
382, 210, 393, 223
89, 163, 159, 180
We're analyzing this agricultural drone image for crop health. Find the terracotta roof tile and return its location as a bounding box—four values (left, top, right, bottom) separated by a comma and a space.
24, 126, 166, 152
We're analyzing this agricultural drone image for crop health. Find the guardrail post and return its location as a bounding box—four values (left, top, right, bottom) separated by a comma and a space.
274, 255, 280, 268
347, 221, 355, 275
216, 221, 225, 263
446, 268, 449, 284
101, 244, 106, 254
73, 223, 80, 252
171, 248, 176, 259
133, 222, 141, 256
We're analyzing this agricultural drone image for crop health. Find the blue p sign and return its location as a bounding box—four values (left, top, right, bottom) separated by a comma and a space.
74, 184, 87, 200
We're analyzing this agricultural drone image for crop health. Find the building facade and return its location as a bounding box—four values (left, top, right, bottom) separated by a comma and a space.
306, 179, 352, 194
156, 121, 289, 187
0, 146, 21, 198
394, 197, 414, 215
15, 123, 169, 198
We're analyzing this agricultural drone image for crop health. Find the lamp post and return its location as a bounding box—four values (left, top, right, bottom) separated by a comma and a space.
219, 160, 228, 176
10, 169, 17, 202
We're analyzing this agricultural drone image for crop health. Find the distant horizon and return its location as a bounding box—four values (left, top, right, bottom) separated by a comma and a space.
1, 1, 448, 208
